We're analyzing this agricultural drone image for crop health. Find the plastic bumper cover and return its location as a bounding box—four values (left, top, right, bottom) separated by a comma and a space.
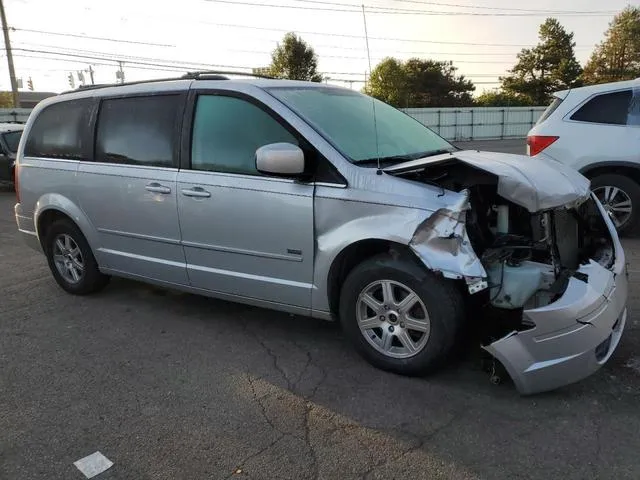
483, 257, 628, 395
15, 203, 41, 253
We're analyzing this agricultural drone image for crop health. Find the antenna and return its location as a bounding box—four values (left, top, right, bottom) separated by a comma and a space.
361, 4, 382, 175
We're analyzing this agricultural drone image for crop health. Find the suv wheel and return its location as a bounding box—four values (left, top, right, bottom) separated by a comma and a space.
339, 253, 464, 376
591, 174, 640, 235
44, 219, 110, 295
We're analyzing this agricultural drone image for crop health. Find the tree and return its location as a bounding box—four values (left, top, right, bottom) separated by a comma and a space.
0, 92, 13, 108
501, 18, 582, 105
475, 90, 535, 107
364, 57, 475, 108
583, 7, 640, 84
268, 33, 322, 82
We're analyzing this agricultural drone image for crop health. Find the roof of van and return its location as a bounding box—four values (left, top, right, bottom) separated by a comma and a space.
58, 76, 332, 97
554, 77, 640, 99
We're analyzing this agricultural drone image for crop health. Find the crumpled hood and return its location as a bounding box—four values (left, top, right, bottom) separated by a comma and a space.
383, 149, 591, 212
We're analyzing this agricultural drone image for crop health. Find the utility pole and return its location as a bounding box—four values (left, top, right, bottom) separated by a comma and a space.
0, 0, 19, 108
88, 65, 95, 85
116, 61, 125, 84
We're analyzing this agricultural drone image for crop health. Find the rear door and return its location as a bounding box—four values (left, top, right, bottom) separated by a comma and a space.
76, 92, 189, 285
176, 90, 315, 309
559, 88, 640, 170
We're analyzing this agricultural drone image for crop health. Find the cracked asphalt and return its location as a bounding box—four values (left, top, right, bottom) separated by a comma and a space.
1, 141, 639, 479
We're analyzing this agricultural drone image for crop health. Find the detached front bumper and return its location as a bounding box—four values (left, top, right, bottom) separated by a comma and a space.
484, 261, 627, 395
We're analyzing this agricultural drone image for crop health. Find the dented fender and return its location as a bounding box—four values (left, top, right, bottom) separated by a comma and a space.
408, 189, 488, 293
312, 185, 488, 315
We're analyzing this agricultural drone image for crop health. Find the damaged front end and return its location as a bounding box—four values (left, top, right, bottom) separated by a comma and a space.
387, 151, 628, 395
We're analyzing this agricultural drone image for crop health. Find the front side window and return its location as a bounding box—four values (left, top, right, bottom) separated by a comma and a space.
570, 90, 632, 125
24, 99, 92, 159
96, 95, 180, 167
191, 95, 298, 175
267, 87, 454, 165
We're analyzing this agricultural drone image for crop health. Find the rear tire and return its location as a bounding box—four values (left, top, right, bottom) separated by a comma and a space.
591, 174, 640, 236
44, 219, 110, 295
339, 253, 464, 376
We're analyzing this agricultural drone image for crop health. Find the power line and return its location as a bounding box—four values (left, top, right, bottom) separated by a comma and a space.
9, 43, 514, 70
134, 19, 596, 47
15, 37, 523, 57
71, 4, 601, 47
382, 0, 617, 14
202, 0, 616, 16
10, 49, 505, 79
10, 27, 175, 47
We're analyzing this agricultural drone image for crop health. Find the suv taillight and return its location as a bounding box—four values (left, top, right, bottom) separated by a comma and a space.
527, 135, 559, 156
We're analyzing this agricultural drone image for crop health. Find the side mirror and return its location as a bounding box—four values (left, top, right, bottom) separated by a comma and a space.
256, 143, 305, 176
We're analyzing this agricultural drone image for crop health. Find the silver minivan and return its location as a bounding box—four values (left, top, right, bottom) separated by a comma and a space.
15, 74, 628, 394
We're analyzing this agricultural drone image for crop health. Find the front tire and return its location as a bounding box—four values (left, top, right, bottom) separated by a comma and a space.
591, 173, 640, 236
339, 253, 464, 376
44, 219, 110, 295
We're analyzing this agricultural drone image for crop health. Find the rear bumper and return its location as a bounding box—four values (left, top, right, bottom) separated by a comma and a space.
15, 203, 42, 253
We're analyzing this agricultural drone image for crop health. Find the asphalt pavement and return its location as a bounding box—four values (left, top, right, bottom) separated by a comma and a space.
1, 145, 639, 479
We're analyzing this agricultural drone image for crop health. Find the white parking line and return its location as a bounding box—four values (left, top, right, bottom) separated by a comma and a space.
73, 452, 113, 479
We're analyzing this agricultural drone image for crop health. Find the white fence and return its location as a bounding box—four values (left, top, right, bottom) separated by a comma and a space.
0, 106, 546, 141
0, 108, 32, 124
402, 106, 547, 141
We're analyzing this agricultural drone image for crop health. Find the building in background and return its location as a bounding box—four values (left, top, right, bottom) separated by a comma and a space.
16, 91, 57, 108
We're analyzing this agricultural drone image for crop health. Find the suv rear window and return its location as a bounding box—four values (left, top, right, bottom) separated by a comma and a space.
570, 90, 631, 125
536, 96, 563, 125
24, 99, 93, 159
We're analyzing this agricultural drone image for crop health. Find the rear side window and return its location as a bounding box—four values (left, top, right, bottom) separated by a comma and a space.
24, 99, 93, 159
570, 90, 632, 125
536, 96, 563, 125
96, 95, 181, 167
191, 95, 298, 175
4, 131, 22, 153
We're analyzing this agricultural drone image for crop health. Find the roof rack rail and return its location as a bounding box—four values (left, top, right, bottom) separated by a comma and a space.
181, 70, 274, 80
58, 70, 274, 95
59, 76, 192, 95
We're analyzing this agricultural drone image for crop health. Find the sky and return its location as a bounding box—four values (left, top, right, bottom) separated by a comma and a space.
1, 0, 637, 94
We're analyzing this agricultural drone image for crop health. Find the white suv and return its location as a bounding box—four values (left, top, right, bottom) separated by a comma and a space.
527, 78, 640, 234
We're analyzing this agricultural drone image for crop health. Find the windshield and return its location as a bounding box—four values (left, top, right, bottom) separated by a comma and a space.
3, 130, 22, 153
267, 87, 454, 164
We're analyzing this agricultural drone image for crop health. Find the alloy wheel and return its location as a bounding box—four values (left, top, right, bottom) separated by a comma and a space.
356, 280, 431, 359
593, 185, 633, 229
52, 233, 85, 284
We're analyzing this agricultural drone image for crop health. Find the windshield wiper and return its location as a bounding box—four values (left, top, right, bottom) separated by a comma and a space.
354, 148, 456, 165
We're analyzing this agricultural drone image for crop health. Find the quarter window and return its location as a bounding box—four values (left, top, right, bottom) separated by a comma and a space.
24, 99, 93, 159
191, 95, 298, 175
570, 90, 632, 125
96, 95, 180, 167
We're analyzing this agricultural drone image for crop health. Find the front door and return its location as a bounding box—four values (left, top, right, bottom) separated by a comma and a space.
76, 93, 188, 285
177, 92, 315, 309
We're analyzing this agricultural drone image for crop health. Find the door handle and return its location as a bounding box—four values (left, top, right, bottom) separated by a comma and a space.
181, 186, 211, 198
145, 182, 171, 194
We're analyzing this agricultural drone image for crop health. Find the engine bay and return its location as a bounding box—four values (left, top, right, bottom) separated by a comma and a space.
393, 158, 615, 342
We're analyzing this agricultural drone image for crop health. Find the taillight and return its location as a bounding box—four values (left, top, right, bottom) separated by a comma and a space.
527, 135, 559, 156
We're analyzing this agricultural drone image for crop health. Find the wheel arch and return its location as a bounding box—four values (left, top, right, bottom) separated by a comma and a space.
326, 238, 421, 317
35, 194, 98, 253
580, 162, 640, 186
